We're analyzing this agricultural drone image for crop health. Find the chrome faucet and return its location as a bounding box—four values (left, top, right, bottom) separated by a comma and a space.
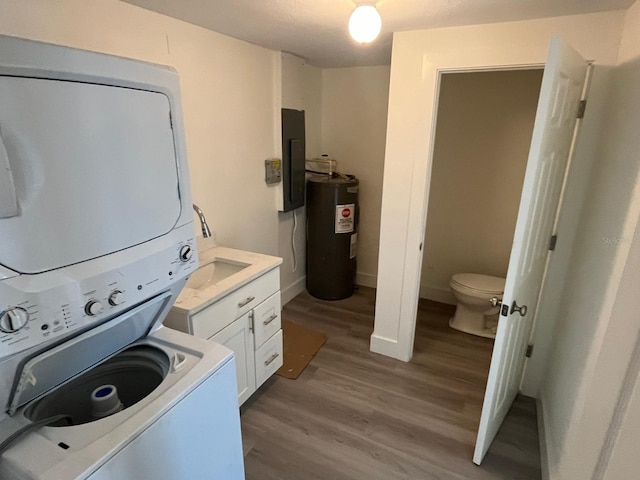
192, 204, 212, 238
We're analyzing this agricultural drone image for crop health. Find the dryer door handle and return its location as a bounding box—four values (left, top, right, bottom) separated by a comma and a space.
0, 130, 19, 218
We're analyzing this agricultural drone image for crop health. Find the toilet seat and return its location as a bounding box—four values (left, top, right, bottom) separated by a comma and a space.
450, 273, 505, 295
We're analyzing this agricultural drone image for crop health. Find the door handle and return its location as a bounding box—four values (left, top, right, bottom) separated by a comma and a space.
0, 130, 19, 218
510, 301, 528, 317
489, 297, 502, 308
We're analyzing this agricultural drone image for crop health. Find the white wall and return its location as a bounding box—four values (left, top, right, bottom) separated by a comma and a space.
0, 0, 281, 258
372, 10, 624, 361
604, 371, 640, 480
420, 70, 542, 304
320, 66, 391, 289
539, 2, 640, 479
0, 0, 382, 305
276, 59, 389, 304
277, 53, 323, 304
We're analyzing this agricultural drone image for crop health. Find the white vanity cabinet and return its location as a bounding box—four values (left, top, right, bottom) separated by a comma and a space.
164, 248, 283, 406
199, 269, 283, 405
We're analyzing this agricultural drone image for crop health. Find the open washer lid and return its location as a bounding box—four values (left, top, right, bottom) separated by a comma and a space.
7, 291, 173, 416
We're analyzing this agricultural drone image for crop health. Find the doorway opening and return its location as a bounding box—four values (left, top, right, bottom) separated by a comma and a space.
410, 39, 589, 465
416, 67, 545, 452
419, 69, 544, 323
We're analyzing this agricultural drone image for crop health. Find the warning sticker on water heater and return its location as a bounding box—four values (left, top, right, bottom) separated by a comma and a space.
335, 204, 355, 233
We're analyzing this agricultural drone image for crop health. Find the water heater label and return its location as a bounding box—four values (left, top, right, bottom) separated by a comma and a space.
335, 204, 355, 233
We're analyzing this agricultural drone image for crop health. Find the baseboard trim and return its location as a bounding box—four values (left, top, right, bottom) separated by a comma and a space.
281, 275, 306, 305
370, 333, 411, 362
356, 272, 377, 289
537, 397, 551, 480
419, 284, 456, 305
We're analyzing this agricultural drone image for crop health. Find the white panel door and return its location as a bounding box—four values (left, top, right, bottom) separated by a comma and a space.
473, 37, 587, 464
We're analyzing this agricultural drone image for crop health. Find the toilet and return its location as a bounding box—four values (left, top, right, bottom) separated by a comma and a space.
449, 273, 506, 339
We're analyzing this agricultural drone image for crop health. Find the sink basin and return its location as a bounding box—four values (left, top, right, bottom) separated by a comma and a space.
186, 259, 250, 290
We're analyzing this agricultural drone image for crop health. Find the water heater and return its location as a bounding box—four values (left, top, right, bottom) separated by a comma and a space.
306, 175, 359, 300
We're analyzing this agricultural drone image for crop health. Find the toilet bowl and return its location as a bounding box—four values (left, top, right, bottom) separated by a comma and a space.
449, 273, 506, 339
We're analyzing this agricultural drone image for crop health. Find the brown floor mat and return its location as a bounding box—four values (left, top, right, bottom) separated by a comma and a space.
276, 319, 328, 379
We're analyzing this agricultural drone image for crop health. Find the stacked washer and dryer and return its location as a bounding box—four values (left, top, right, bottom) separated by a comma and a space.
0, 36, 244, 479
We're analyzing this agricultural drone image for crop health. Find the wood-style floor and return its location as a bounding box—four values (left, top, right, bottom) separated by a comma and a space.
241, 287, 541, 480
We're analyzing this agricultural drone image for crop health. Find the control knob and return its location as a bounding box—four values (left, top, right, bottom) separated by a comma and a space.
85, 300, 104, 316
179, 245, 193, 262
0, 307, 29, 333
109, 290, 125, 306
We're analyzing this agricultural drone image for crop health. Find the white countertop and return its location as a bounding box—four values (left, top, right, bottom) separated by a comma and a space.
172, 244, 282, 315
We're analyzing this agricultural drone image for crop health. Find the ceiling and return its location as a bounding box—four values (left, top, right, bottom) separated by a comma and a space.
122, 0, 634, 68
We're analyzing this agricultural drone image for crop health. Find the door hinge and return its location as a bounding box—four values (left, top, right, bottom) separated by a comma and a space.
169, 111, 174, 130
249, 311, 254, 332
526, 345, 534, 358
576, 100, 587, 119
549, 234, 558, 251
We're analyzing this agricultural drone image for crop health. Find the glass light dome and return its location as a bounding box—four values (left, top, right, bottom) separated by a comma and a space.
348, 5, 382, 44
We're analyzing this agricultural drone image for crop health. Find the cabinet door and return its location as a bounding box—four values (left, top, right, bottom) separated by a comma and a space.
211, 312, 256, 406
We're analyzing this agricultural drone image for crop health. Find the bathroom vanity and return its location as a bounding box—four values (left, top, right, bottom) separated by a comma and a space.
164, 245, 283, 405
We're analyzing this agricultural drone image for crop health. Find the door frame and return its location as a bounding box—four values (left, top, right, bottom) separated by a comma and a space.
372, 58, 544, 363
371, 26, 608, 373
370, 13, 613, 366
419, 63, 546, 321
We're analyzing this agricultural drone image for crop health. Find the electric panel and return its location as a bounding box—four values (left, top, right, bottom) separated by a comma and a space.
281, 108, 305, 212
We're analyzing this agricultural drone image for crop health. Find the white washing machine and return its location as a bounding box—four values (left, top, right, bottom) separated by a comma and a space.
0, 36, 245, 479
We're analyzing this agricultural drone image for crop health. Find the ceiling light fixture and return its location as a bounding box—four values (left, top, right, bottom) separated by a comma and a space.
348, 3, 382, 44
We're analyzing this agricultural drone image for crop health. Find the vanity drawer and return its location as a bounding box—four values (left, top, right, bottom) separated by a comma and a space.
252, 291, 281, 349
191, 267, 279, 340
255, 330, 283, 388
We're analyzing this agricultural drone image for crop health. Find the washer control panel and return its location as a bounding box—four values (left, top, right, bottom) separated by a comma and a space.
0, 233, 196, 358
